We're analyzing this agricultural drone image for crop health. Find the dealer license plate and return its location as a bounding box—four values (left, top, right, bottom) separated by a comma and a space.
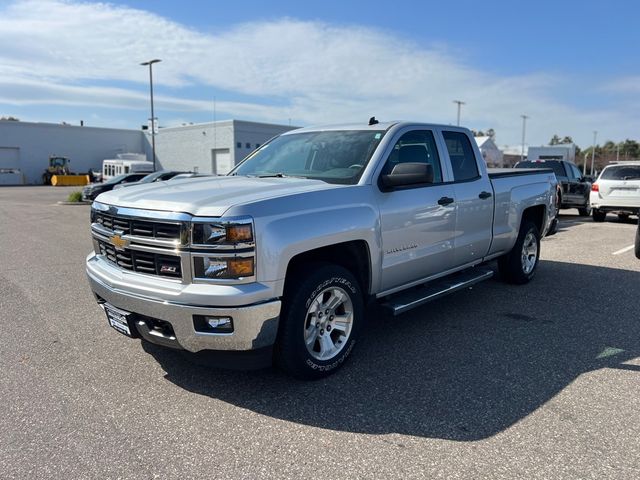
104, 303, 133, 337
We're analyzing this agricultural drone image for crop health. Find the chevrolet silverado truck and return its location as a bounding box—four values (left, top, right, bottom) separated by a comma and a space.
86, 121, 558, 379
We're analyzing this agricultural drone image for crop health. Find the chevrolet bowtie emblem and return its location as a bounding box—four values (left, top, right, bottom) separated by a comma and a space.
110, 234, 129, 251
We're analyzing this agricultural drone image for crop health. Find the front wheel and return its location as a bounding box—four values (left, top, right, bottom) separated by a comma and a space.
275, 264, 364, 379
498, 220, 540, 285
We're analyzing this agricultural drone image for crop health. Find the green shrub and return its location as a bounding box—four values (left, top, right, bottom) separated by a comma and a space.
67, 191, 83, 202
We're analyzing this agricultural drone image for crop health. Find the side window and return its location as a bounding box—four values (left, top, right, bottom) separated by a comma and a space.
570, 164, 582, 180
382, 130, 443, 183
443, 131, 480, 182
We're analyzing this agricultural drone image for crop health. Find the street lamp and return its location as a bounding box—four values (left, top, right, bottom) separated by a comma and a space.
520, 114, 529, 162
140, 59, 161, 171
453, 100, 465, 126
590, 130, 597, 176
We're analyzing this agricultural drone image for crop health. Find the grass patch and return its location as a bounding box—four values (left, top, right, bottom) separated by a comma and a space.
67, 191, 83, 202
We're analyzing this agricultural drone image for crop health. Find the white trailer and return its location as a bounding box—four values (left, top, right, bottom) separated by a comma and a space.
102, 153, 153, 181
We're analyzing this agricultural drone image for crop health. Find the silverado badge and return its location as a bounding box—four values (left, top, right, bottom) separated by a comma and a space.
110, 234, 129, 251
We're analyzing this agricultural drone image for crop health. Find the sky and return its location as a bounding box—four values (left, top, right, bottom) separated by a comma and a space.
0, 0, 639, 148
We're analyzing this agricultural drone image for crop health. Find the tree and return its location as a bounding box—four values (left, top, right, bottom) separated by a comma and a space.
549, 134, 561, 145
0, 116, 19, 121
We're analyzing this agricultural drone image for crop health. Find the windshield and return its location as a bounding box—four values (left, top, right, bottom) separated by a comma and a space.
231, 130, 385, 184
105, 174, 129, 185
516, 160, 566, 178
600, 165, 640, 180
139, 171, 165, 183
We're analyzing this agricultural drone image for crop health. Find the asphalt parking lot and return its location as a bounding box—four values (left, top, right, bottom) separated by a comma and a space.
1, 186, 639, 479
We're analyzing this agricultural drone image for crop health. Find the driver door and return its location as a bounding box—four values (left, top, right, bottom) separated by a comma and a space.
376, 129, 457, 293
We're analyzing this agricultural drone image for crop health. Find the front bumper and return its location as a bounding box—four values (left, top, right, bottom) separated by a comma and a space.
86, 253, 281, 352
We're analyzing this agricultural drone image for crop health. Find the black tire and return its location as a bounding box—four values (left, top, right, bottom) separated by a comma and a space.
618, 213, 630, 221
275, 263, 364, 380
578, 205, 591, 217
592, 209, 606, 222
498, 220, 540, 285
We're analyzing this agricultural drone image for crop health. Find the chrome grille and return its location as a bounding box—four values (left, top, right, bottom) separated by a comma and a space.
94, 212, 181, 240
96, 239, 182, 278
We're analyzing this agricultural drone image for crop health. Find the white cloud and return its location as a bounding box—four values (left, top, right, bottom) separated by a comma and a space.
0, 0, 637, 147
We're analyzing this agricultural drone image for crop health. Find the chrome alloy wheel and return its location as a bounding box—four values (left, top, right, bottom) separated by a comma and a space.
521, 231, 538, 274
304, 286, 354, 361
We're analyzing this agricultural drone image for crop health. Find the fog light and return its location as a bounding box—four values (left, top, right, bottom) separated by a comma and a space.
193, 315, 234, 334
207, 316, 232, 329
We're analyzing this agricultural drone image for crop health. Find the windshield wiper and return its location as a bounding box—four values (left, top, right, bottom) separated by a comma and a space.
256, 172, 288, 178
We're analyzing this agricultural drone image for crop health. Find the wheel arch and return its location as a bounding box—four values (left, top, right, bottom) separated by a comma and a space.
284, 240, 372, 297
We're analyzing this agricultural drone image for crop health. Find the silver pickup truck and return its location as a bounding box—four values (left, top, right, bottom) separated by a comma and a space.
86, 121, 558, 379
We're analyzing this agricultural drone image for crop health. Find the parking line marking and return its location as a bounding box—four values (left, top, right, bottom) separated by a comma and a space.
612, 245, 635, 255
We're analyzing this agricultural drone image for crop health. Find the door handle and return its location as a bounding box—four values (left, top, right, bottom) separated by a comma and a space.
479, 191, 492, 199
438, 196, 454, 206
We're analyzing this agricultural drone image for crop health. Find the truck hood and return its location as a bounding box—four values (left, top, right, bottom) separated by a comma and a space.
95, 175, 341, 217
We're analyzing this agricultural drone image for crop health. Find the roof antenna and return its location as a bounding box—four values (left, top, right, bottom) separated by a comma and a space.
368, 116, 379, 126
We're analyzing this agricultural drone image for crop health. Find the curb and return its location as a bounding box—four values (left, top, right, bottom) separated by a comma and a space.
57, 201, 92, 205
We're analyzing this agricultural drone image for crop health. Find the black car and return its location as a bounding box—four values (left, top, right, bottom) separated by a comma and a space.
82, 173, 148, 201
112, 170, 188, 190
515, 159, 592, 216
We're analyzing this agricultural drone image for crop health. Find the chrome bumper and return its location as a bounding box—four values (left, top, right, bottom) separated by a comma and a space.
86, 254, 281, 352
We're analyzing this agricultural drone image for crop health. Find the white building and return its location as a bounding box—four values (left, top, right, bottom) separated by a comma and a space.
150, 120, 297, 175
474, 136, 504, 167
0, 118, 297, 184
527, 144, 576, 163
0, 120, 144, 184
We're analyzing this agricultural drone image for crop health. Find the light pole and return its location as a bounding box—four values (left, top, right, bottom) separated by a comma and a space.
453, 100, 465, 126
520, 114, 529, 162
590, 130, 597, 176
140, 59, 161, 172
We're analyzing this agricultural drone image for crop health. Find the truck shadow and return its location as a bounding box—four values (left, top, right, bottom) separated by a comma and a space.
141, 260, 640, 441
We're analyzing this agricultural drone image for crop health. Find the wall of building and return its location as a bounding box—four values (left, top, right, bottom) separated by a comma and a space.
0, 121, 144, 184
149, 120, 296, 174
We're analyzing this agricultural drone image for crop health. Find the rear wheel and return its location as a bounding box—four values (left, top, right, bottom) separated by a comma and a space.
275, 264, 364, 379
578, 205, 591, 216
498, 220, 540, 285
592, 209, 606, 222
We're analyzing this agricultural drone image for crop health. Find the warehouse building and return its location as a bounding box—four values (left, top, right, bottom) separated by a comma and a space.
0, 119, 297, 184
0, 120, 144, 184
152, 120, 296, 175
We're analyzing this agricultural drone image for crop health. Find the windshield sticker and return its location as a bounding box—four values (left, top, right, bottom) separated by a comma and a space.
374, 133, 381, 139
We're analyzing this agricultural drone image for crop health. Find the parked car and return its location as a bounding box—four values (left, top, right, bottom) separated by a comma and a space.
113, 170, 188, 190
590, 162, 640, 222
86, 121, 558, 379
82, 173, 148, 201
515, 159, 592, 216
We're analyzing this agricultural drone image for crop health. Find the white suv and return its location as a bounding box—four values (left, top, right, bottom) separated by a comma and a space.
590, 162, 640, 222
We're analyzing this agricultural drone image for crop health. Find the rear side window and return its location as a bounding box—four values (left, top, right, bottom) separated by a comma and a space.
382, 130, 443, 183
600, 165, 640, 180
516, 160, 567, 178
443, 131, 479, 181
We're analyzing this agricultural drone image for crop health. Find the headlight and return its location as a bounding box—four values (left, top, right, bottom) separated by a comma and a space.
193, 256, 255, 279
192, 219, 254, 246
191, 217, 256, 282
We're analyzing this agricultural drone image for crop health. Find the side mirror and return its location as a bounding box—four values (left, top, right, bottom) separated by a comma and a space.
381, 162, 434, 189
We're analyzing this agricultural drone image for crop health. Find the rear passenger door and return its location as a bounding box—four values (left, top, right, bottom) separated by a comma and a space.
441, 130, 494, 267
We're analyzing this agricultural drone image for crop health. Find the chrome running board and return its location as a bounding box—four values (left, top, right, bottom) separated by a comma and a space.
382, 268, 494, 316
